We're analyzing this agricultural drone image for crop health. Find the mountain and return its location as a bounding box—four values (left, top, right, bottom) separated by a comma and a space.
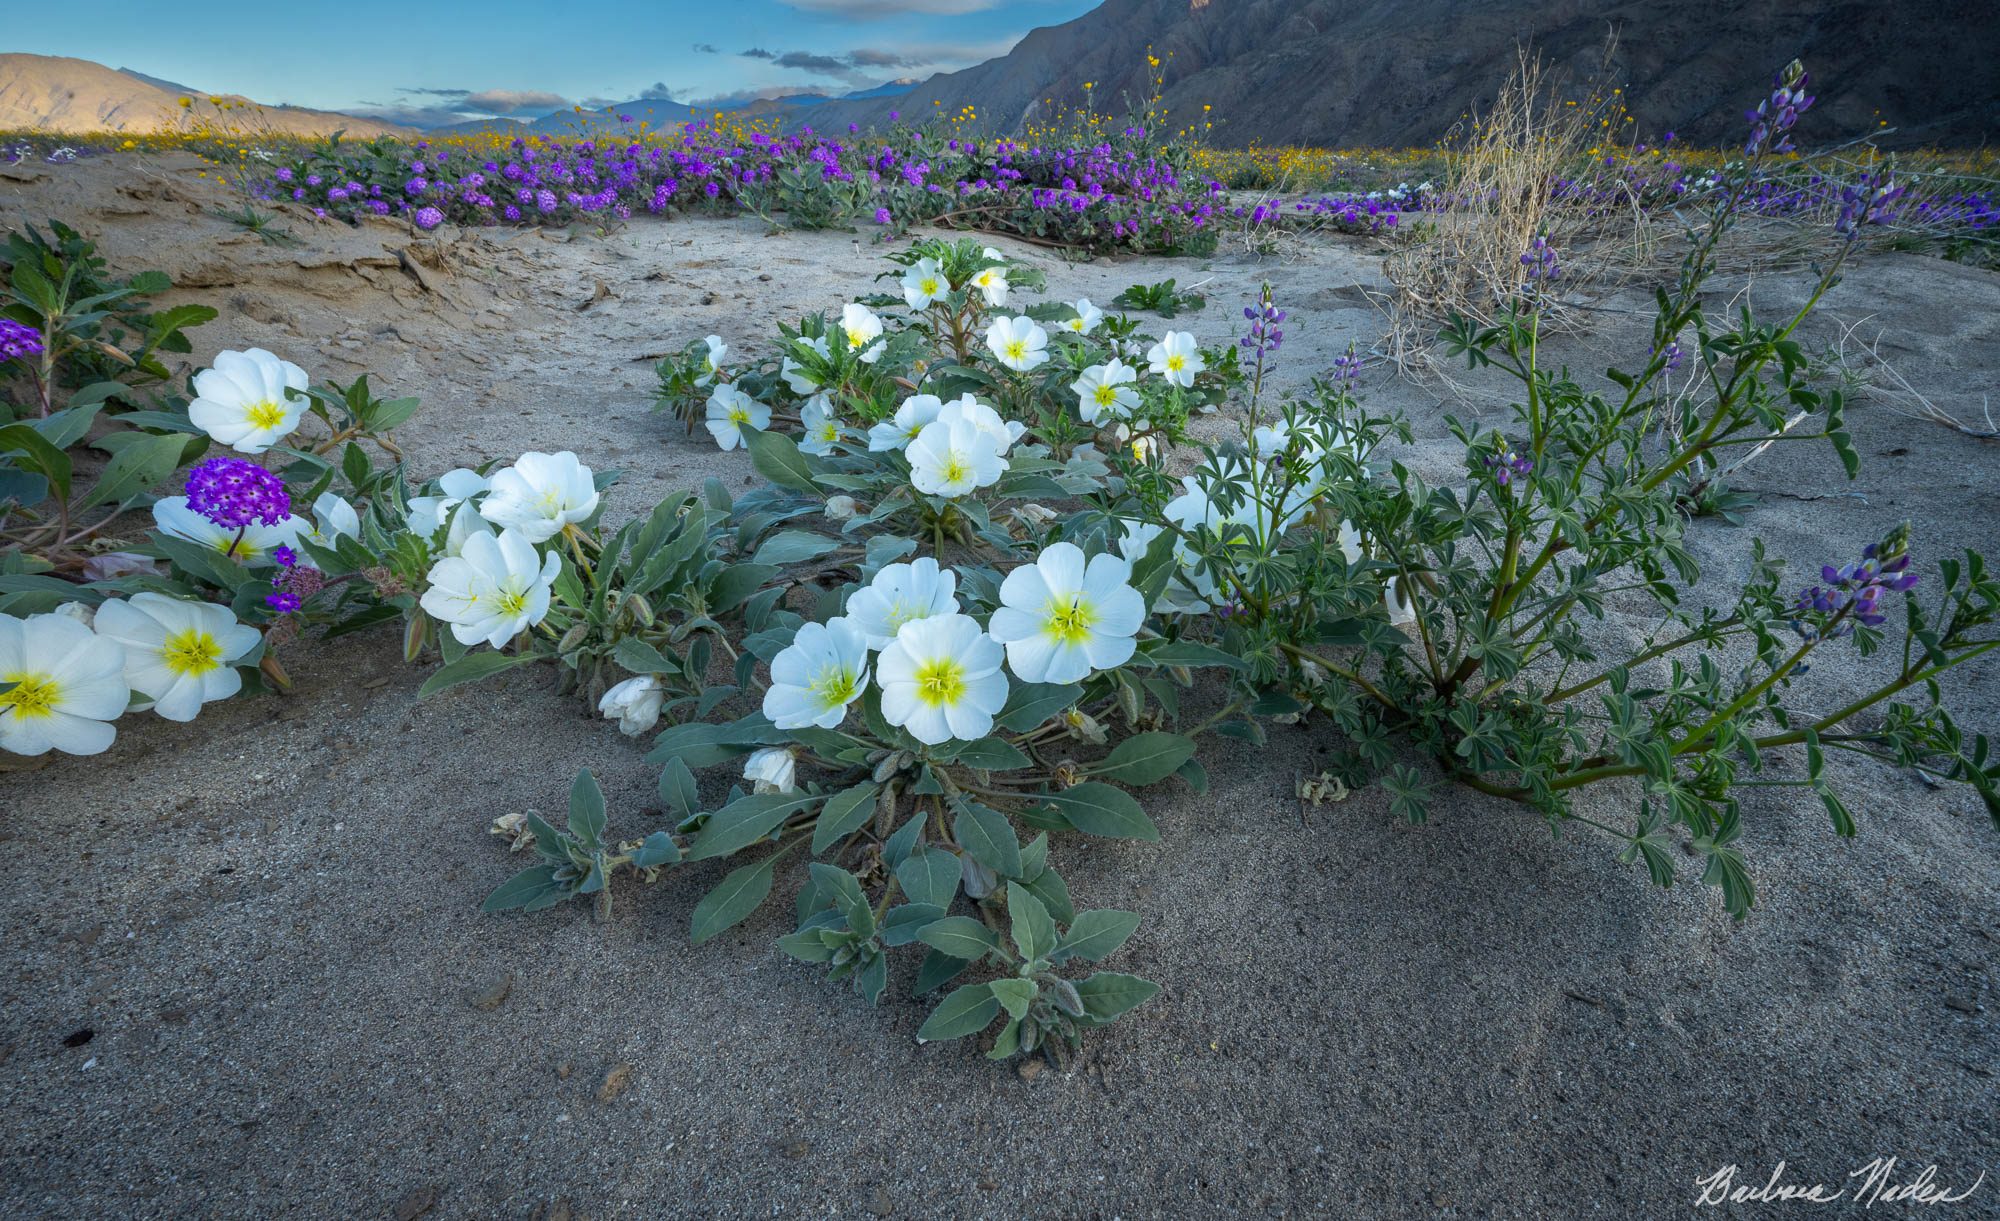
797, 0, 2000, 148
0, 53, 412, 138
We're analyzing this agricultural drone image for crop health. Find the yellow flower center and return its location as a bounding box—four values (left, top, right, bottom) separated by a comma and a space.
244, 399, 288, 430
913, 658, 966, 707
162, 628, 223, 676
1166, 355, 1186, 372
810, 665, 858, 710
938, 452, 970, 485
1043, 597, 1097, 646
214, 535, 260, 560
1094, 384, 1119, 407
920, 277, 940, 295
495, 590, 528, 617
1, 673, 59, 719
728, 408, 750, 425
1004, 340, 1027, 361
846, 327, 869, 349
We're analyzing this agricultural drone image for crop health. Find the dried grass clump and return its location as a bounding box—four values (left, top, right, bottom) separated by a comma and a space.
1384, 44, 1653, 355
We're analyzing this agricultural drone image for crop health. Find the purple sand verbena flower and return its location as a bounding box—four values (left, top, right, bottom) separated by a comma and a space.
414, 205, 445, 230
0, 318, 43, 362
185, 457, 291, 530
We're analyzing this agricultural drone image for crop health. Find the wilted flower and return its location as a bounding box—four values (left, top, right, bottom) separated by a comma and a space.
92, 593, 260, 722
763, 616, 871, 729
0, 612, 129, 756
1147, 331, 1205, 387
479, 451, 600, 543
988, 542, 1145, 683
985, 315, 1049, 372
419, 528, 561, 648
704, 383, 771, 451
187, 348, 311, 454
845, 557, 958, 650
598, 674, 666, 736
824, 494, 858, 521
743, 746, 798, 794
80, 552, 164, 582
1073, 359, 1140, 423
877, 613, 1009, 744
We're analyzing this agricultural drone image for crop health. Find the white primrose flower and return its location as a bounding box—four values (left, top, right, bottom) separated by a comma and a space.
419, 528, 561, 649
407, 468, 490, 538
971, 263, 1009, 308
151, 497, 308, 567
0, 612, 129, 756
697, 335, 729, 387
303, 492, 359, 551
479, 451, 600, 544
1073, 359, 1140, 423
781, 335, 831, 395
902, 258, 947, 309
799, 395, 844, 456
598, 674, 666, 737
988, 542, 1145, 684
907, 417, 1006, 498
92, 592, 260, 722
936, 393, 1024, 454
844, 558, 958, 650
1061, 298, 1105, 335
743, 746, 798, 794
868, 393, 945, 452
187, 348, 311, 454
985, 315, 1049, 372
839, 303, 886, 364
704, 383, 771, 452
1147, 331, 1206, 388
763, 616, 871, 729
877, 613, 1009, 745
441, 499, 495, 558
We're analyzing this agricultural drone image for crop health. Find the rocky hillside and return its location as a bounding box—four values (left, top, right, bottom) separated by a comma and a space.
801, 0, 2000, 148
0, 54, 411, 139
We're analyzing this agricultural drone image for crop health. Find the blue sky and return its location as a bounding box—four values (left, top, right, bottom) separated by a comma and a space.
13, 0, 1099, 123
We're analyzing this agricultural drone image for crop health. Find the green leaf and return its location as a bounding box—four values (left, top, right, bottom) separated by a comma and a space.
77, 432, 193, 510
751, 530, 840, 566
946, 737, 1032, 771
689, 856, 778, 944
989, 978, 1036, 1020
745, 427, 822, 493
808, 863, 873, 938
912, 947, 972, 995
895, 845, 960, 909
0, 423, 71, 501
1089, 732, 1196, 786
952, 800, 1022, 877
688, 792, 817, 861
1142, 640, 1248, 671
915, 915, 999, 960
416, 650, 535, 698
1035, 782, 1159, 841
481, 864, 566, 913
567, 768, 607, 845
1005, 880, 1054, 962
634, 831, 681, 869
995, 682, 1082, 732
916, 982, 1001, 1041
658, 758, 699, 819
811, 781, 878, 855
613, 637, 678, 675
879, 902, 944, 947
1054, 909, 1141, 963
1074, 972, 1160, 1023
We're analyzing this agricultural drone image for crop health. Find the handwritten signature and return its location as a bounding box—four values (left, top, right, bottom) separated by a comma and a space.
1695, 1159, 1986, 1207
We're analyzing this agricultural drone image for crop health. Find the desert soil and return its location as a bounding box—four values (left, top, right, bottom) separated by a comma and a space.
2, 153, 1996, 1219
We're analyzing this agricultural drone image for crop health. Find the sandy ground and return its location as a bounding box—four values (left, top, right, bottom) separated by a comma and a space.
2, 154, 1996, 1219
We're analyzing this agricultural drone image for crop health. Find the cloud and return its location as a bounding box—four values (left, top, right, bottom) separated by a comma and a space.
780, 0, 1000, 15
462, 88, 571, 114
776, 52, 854, 75
687, 84, 826, 108
845, 48, 916, 68
692, 43, 720, 54
638, 82, 678, 100
398, 86, 471, 99
351, 103, 497, 129
741, 48, 777, 59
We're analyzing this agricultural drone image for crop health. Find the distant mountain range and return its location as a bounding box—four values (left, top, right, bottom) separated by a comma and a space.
430, 81, 920, 139
0, 54, 412, 139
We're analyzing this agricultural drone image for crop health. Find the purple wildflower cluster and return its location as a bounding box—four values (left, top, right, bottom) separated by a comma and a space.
1792, 538, 1920, 637
1483, 444, 1534, 487
1239, 192, 1406, 235
1240, 295, 1285, 356
1520, 234, 1561, 282
1746, 63, 1815, 156
0, 318, 43, 362
185, 457, 291, 530
1330, 347, 1363, 382
1653, 340, 1684, 371
265, 546, 325, 614
1835, 168, 1907, 238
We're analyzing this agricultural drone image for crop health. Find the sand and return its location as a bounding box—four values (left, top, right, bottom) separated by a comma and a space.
2, 153, 1996, 1219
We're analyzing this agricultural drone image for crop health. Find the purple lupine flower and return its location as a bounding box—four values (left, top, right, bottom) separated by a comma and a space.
1835, 168, 1905, 237
185, 457, 291, 530
1745, 61, 1815, 155
0, 318, 44, 362
414, 206, 445, 230
1482, 444, 1533, 487
1791, 530, 1920, 639
1520, 234, 1560, 281
1239, 289, 1286, 356
1653, 340, 1684, 371
1331, 347, 1364, 382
